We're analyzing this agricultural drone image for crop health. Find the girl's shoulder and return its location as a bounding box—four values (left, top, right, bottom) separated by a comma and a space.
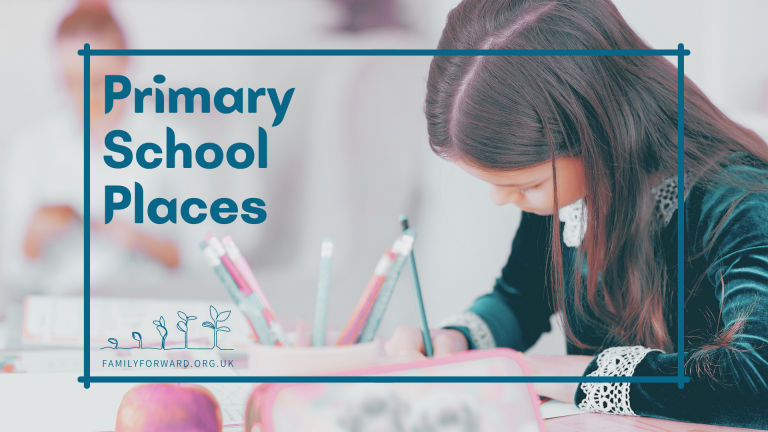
693, 154, 768, 205
688, 154, 768, 248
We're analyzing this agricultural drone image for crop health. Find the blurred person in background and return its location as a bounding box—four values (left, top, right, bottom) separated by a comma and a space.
332, 0, 403, 32
0, 0, 183, 305
0, 0, 433, 335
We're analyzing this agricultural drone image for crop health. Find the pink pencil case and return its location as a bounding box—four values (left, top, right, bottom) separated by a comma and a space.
245, 348, 546, 432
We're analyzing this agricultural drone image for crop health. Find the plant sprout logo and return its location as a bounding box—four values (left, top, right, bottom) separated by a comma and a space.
102, 305, 233, 350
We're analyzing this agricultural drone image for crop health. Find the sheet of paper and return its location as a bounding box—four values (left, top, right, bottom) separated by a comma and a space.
539, 399, 588, 419
5, 349, 84, 373
203, 382, 254, 427
21, 295, 256, 350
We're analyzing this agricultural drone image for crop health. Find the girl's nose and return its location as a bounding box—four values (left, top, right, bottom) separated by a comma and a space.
489, 186, 522, 207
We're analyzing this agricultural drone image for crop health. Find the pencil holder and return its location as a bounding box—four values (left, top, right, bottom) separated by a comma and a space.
247, 330, 384, 376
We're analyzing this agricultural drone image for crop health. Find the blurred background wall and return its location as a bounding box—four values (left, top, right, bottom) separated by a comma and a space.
0, 0, 766, 354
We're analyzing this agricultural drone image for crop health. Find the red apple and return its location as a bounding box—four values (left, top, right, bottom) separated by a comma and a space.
115, 383, 222, 432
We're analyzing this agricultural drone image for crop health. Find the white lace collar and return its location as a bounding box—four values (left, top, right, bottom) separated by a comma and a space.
558, 198, 588, 248
557, 174, 687, 248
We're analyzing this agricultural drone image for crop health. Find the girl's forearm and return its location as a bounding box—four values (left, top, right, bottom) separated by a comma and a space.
133, 231, 180, 268
92, 219, 180, 268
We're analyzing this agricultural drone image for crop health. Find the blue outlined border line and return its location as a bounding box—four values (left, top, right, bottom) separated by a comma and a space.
78, 376, 689, 384
78, 45, 690, 389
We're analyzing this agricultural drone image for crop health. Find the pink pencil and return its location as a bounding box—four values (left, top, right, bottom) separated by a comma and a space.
220, 235, 272, 310
336, 249, 397, 346
210, 234, 288, 346
205, 233, 253, 297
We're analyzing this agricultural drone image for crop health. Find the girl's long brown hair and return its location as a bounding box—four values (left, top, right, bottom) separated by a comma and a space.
426, 0, 768, 352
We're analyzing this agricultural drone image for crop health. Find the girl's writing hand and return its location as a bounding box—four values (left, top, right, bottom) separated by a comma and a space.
385, 327, 469, 359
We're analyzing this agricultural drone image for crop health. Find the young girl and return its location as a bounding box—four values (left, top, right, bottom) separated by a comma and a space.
386, 0, 768, 428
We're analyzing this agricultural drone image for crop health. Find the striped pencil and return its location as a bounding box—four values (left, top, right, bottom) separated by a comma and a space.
200, 242, 274, 345
357, 229, 416, 344
336, 248, 398, 346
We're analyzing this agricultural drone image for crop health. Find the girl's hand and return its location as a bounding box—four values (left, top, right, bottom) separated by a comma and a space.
522, 354, 595, 403
91, 218, 180, 268
385, 327, 469, 359
24, 205, 81, 259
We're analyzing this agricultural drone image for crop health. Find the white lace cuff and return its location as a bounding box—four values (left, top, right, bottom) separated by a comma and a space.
578, 346, 660, 416
439, 311, 496, 349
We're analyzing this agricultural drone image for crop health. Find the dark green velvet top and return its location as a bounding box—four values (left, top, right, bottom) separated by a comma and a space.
445, 162, 768, 429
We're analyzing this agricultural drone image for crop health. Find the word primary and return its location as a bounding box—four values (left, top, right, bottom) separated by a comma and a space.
105, 75, 295, 127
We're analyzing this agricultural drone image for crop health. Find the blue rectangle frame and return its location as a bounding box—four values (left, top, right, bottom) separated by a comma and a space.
77, 45, 691, 389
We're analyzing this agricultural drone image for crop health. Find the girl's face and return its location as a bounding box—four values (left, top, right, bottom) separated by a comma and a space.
454, 157, 587, 216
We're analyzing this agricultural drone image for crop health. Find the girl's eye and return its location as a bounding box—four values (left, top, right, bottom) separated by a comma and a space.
518, 185, 539, 194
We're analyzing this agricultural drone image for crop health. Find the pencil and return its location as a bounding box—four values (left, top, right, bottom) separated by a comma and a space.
312, 238, 333, 347
400, 215, 433, 357
219, 235, 288, 346
336, 248, 398, 346
220, 235, 273, 310
200, 242, 274, 345
357, 229, 416, 344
